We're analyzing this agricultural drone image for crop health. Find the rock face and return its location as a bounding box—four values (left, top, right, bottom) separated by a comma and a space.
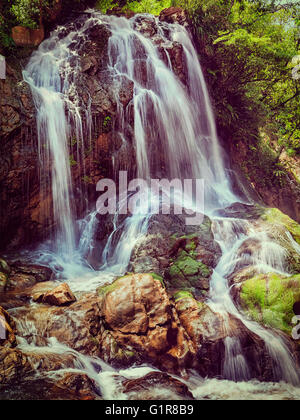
0, 55, 37, 250
42, 283, 76, 306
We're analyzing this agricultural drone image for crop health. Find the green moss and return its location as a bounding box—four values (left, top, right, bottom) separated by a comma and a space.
148, 272, 165, 288
166, 236, 211, 293
69, 156, 77, 167
173, 290, 194, 302
240, 273, 300, 335
97, 279, 122, 297
261, 208, 300, 245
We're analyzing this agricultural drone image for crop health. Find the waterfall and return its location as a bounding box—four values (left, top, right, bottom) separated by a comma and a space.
23, 20, 92, 259
21, 11, 300, 386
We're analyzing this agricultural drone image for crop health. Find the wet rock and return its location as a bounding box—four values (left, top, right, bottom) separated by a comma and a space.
98, 273, 195, 373
42, 283, 76, 306
0, 347, 31, 386
12, 26, 45, 47
122, 371, 194, 400
133, 15, 157, 38
53, 372, 100, 400
130, 214, 221, 280
173, 292, 279, 381
12, 292, 102, 355
159, 41, 187, 85
216, 203, 265, 220
5, 262, 54, 292
25, 351, 76, 372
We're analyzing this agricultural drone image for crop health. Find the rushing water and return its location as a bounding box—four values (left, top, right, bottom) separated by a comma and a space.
11, 10, 300, 399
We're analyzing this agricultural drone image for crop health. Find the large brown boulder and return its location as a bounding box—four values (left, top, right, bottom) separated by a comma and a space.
42, 283, 76, 306
98, 273, 195, 374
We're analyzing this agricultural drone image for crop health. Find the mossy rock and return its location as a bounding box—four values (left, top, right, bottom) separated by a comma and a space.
97, 278, 125, 297
166, 249, 211, 295
239, 272, 300, 335
173, 290, 194, 303
260, 208, 300, 245
259, 208, 300, 273
147, 272, 165, 288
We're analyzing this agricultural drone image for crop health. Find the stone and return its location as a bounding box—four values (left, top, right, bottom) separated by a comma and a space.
237, 272, 300, 336
42, 283, 76, 306
12, 292, 102, 355
4, 262, 54, 292
122, 371, 194, 400
11, 26, 45, 47
0, 347, 31, 386
53, 372, 100, 400
98, 273, 195, 373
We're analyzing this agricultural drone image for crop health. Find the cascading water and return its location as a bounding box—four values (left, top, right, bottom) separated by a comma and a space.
23, 21, 92, 260
13, 10, 300, 398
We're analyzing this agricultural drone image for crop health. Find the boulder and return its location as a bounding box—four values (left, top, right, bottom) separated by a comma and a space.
122, 371, 194, 400
42, 283, 76, 306
130, 215, 220, 299
98, 273, 195, 374
12, 292, 102, 355
236, 272, 300, 337
4, 261, 54, 292
0, 347, 31, 386
11, 26, 45, 47
53, 372, 100, 400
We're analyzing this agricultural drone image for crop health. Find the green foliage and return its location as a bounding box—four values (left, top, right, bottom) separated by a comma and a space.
95, 0, 117, 13
174, 0, 300, 175
125, 0, 171, 15
10, 0, 43, 29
